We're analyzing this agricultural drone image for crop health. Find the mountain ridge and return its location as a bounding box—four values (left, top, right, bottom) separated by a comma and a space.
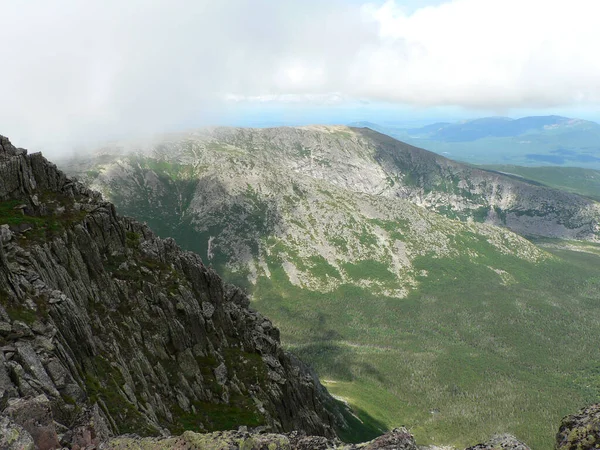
72, 125, 600, 241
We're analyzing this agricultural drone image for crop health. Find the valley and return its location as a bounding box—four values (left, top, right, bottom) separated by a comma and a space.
352, 116, 600, 168
63, 126, 600, 449
482, 165, 600, 202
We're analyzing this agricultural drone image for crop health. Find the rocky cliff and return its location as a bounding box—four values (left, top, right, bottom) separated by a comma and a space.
70, 126, 600, 240
0, 135, 351, 447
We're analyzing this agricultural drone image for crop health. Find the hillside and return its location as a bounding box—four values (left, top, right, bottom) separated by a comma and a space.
352, 116, 600, 167
0, 134, 381, 448
63, 126, 600, 449
481, 165, 600, 201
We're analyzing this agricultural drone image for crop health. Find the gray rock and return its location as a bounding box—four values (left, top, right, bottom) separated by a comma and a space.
15, 341, 60, 398
62, 403, 112, 449
0, 224, 12, 243
0, 416, 35, 450
100, 427, 419, 449
465, 434, 530, 450
11, 321, 33, 338
3, 394, 60, 450
556, 403, 600, 450
0, 321, 12, 335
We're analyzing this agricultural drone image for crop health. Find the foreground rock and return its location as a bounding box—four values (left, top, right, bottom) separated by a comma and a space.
556, 403, 600, 449
102, 427, 418, 449
0, 416, 35, 450
0, 135, 354, 448
465, 434, 530, 450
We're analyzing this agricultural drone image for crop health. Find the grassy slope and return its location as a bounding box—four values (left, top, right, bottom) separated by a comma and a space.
251, 239, 600, 450
482, 165, 600, 201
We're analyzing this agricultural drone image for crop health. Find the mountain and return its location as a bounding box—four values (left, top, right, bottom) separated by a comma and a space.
71, 125, 600, 242
351, 116, 600, 167
404, 115, 574, 142
64, 126, 600, 449
481, 165, 600, 202
0, 135, 385, 448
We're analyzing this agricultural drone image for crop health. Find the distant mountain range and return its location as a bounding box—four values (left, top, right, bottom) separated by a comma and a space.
349, 115, 600, 168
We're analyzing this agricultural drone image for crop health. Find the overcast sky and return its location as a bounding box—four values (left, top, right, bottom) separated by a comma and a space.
2, 0, 600, 153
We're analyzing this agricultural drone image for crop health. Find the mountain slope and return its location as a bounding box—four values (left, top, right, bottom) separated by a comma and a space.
64, 126, 600, 449
73, 125, 600, 241
354, 116, 600, 167
481, 165, 600, 201
0, 135, 374, 447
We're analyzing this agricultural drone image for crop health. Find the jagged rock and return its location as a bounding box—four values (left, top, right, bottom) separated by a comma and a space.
359, 427, 417, 449
0, 415, 35, 450
0, 134, 349, 440
101, 427, 418, 449
465, 434, 530, 450
556, 403, 600, 450
3, 394, 60, 450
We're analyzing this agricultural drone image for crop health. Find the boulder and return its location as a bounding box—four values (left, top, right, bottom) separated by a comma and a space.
0, 416, 35, 450
3, 394, 60, 450
556, 403, 600, 450
465, 434, 530, 450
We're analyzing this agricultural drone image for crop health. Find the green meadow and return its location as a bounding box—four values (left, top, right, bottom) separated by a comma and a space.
482, 165, 600, 201
251, 239, 600, 449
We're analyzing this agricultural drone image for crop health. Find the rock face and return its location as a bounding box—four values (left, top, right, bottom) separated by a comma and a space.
556, 403, 600, 449
0, 135, 348, 448
465, 434, 531, 450
0, 415, 35, 450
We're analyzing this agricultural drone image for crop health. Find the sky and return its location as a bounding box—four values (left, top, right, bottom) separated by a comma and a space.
2, 0, 600, 154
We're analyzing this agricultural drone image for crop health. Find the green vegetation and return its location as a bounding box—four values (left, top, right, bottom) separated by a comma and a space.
482, 165, 600, 201
71, 133, 600, 448
250, 241, 600, 450
342, 260, 396, 283
0, 194, 88, 245
125, 231, 141, 249
85, 355, 157, 435
170, 349, 267, 434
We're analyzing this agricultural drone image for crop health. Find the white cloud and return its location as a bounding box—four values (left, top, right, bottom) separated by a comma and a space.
355, 0, 600, 107
1, 0, 600, 152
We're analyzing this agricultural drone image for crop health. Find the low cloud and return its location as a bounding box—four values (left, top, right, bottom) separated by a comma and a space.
1, 0, 599, 153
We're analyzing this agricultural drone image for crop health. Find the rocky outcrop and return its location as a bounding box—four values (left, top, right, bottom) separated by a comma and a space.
465, 434, 530, 450
555, 403, 600, 449
0, 415, 35, 450
102, 426, 418, 449
65, 126, 549, 300
0, 135, 349, 448
361, 128, 600, 241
